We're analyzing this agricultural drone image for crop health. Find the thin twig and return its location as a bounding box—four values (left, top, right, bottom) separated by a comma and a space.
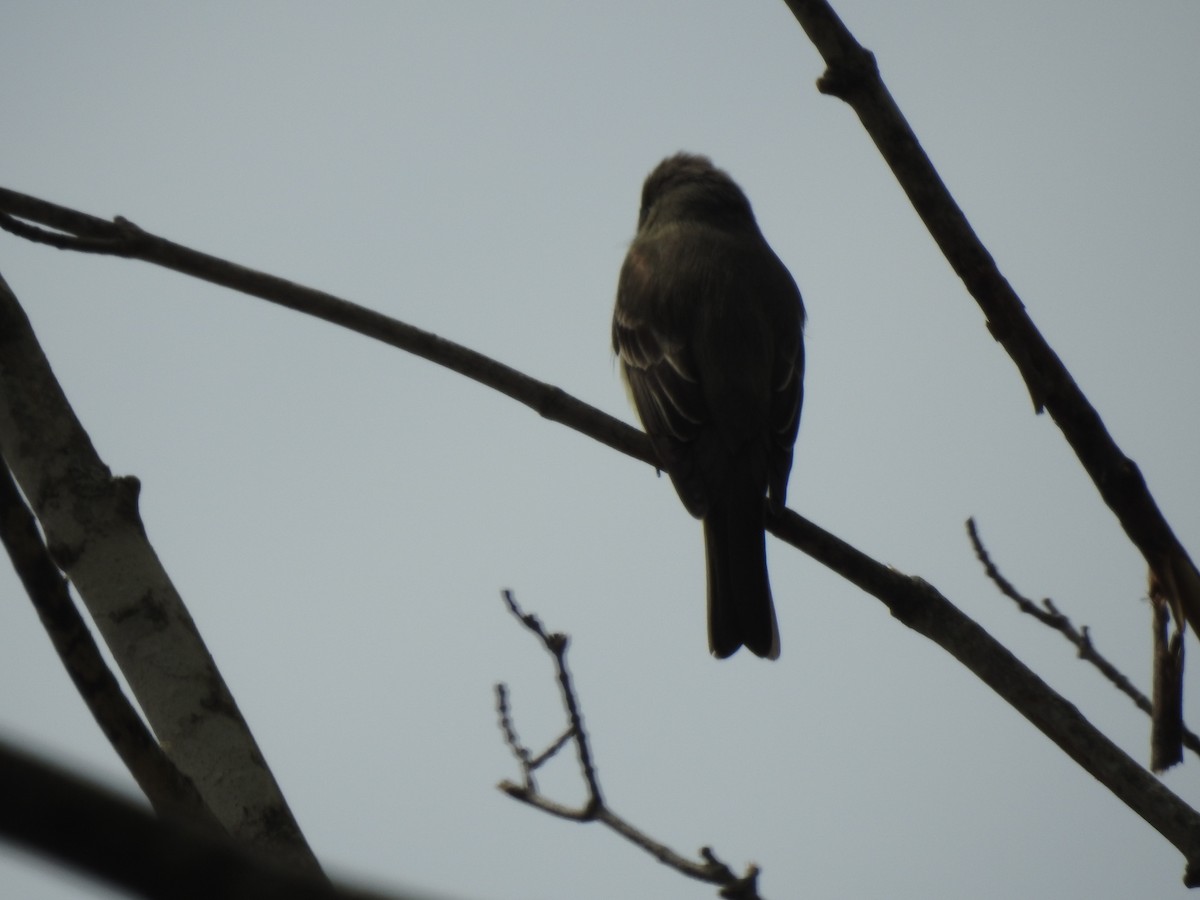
528, 728, 575, 771
494, 684, 536, 791
967, 517, 1200, 761
496, 591, 765, 897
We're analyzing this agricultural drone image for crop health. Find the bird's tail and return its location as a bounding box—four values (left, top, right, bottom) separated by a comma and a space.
704, 487, 780, 660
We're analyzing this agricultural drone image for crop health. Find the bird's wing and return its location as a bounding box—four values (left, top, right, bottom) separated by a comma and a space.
613, 243, 710, 517
767, 276, 805, 509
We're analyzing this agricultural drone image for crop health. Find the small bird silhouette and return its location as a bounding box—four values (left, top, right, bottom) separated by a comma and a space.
613, 153, 806, 659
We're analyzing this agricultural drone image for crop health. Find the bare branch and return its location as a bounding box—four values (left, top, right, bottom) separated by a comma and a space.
2, 3, 1194, 889
0, 189, 652, 469
970, 522, 1144, 700
494, 684, 537, 791
779, 0, 1200, 638
968, 517, 1200, 766
499, 590, 603, 813
0, 463, 221, 828
496, 592, 764, 897
769, 508, 1200, 886
0, 272, 322, 874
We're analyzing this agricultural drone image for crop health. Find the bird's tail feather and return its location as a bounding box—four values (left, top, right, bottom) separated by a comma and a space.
704, 489, 779, 660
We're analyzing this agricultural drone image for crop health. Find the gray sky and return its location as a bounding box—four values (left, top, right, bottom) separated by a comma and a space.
3, 3, 1200, 898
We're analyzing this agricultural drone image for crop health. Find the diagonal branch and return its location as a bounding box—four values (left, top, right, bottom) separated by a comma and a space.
768, 508, 1200, 885
0, 463, 221, 829
780, 0, 1200, 636
967, 517, 1200, 760
0, 271, 323, 875
0, 190, 650, 468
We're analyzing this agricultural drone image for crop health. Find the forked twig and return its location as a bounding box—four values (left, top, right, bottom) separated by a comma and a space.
495, 591, 767, 899
967, 517, 1200, 762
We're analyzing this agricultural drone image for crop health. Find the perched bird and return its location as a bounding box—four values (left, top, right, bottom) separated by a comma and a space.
613, 153, 805, 659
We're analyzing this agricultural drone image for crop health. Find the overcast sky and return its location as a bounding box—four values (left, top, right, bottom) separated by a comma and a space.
4, 3, 1200, 898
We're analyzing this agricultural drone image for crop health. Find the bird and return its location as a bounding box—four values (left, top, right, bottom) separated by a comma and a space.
612, 153, 805, 659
